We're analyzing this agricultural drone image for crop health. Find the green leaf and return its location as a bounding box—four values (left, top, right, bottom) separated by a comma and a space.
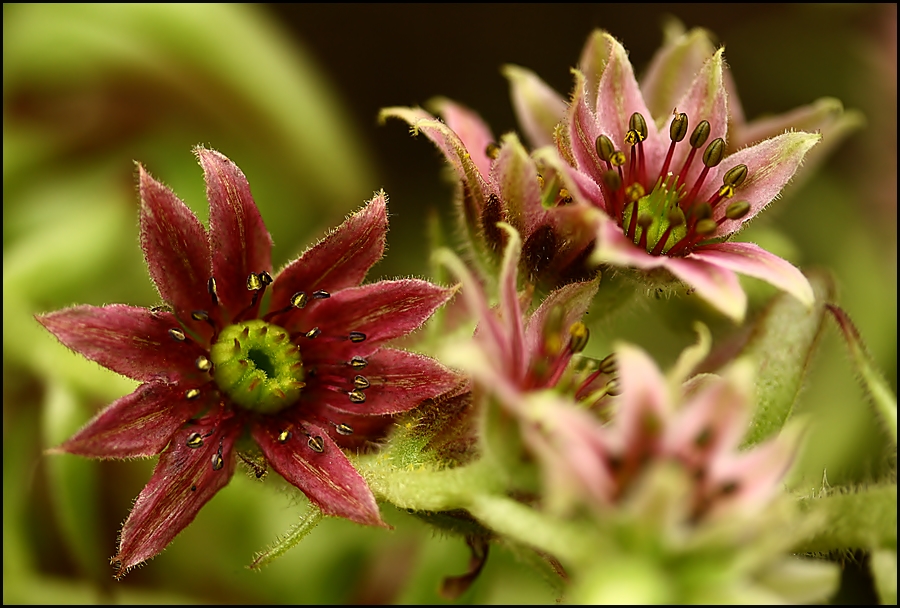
796, 483, 897, 554
826, 304, 898, 446
739, 269, 835, 446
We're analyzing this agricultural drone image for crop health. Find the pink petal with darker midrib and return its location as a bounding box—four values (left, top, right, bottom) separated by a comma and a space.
311, 348, 461, 417
295, 279, 456, 358
196, 147, 273, 323
111, 416, 240, 576
36, 305, 207, 383
49, 381, 211, 459
138, 164, 213, 341
270, 193, 388, 312
252, 420, 387, 528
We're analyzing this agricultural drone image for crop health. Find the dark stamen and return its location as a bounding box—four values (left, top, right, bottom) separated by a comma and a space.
207, 277, 218, 306
312, 290, 330, 300
348, 389, 367, 403
349, 331, 366, 343
353, 375, 370, 389
185, 388, 201, 400
659, 112, 688, 180
211, 437, 225, 471
307, 435, 325, 453
724, 200, 751, 221
168, 328, 186, 342
335, 423, 353, 436
568, 322, 590, 353
349, 356, 368, 369
677, 119, 710, 186
305, 327, 321, 339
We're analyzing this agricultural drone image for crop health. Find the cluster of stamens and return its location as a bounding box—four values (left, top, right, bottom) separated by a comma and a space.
527, 307, 620, 410
159, 270, 377, 467
595, 111, 751, 257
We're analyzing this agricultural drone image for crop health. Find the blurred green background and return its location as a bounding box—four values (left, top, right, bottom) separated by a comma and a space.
3, 4, 895, 603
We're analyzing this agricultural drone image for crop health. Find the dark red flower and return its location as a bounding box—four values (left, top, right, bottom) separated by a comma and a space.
37, 147, 459, 577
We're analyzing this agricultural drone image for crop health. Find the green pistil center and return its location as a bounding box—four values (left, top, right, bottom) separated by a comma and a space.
622, 177, 688, 255
210, 320, 304, 414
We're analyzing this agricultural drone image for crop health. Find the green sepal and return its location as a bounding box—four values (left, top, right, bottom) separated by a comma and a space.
795, 482, 897, 554
826, 304, 898, 447
738, 269, 835, 446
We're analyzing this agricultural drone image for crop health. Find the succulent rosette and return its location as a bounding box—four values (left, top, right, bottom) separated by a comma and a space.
37, 147, 459, 576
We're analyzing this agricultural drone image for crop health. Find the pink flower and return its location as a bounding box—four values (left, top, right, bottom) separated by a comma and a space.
436, 223, 605, 411
37, 148, 459, 577
524, 31, 820, 321
381, 102, 596, 288
523, 336, 797, 523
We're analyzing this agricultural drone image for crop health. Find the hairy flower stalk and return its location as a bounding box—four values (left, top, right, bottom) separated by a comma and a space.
38, 148, 459, 577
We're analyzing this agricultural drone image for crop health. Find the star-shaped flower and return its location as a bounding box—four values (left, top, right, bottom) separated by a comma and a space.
527, 30, 821, 321
436, 223, 602, 410
37, 148, 460, 577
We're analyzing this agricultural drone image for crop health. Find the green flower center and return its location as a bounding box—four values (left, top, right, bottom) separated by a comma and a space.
209, 320, 304, 414
621, 176, 689, 255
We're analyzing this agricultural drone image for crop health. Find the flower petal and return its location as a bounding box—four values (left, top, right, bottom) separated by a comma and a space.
594, 217, 748, 322
252, 419, 386, 527
567, 68, 605, 185
379, 106, 492, 198
138, 164, 212, 340
433, 247, 511, 370
497, 223, 526, 380
270, 192, 388, 312
48, 381, 210, 459
492, 133, 545, 237
640, 25, 717, 121
523, 278, 599, 361
576, 29, 614, 110
664, 255, 747, 322
731, 98, 863, 189
430, 97, 496, 178
593, 33, 662, 168
310, 348, 461, 416
668, 49, 729, 187
611, 343, 672, 453
196, 147, 273, 322
296, 279, 455, 357
534, 146, 609, 213
707, 131, 821, 235
691, 242, 815, 308
111, 415, 239, 576
502, 64, 567, 149
36, 305, 208, 383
